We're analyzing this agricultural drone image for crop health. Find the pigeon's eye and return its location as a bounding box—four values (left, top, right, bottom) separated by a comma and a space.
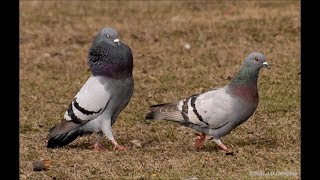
254, 57, 259, 61
106, 34, 110, 38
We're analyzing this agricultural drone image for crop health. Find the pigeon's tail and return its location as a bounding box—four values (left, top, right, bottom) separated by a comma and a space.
145, 102, 185, 123
46, 120, 91, 149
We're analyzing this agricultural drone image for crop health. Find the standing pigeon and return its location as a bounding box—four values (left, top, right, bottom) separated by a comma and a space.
145, 52, 270, 151
47, 27, 134, 151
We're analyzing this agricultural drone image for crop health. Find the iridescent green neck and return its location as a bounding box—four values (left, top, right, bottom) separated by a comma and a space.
228, 66, 259, 88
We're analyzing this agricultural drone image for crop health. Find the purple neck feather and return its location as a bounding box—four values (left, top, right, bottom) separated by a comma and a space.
226, 66, 259, 103
91, 62, 133, 79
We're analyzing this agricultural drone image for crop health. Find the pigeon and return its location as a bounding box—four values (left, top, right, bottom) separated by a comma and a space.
145, 52, 270, 151
46, 27, 134, 151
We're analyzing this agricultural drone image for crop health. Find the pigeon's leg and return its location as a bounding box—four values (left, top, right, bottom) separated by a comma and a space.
194, 132, 206, 150
110, 139, 128, 151
92, 133, 104, 151
102, 120, 128, 151
213, 138, 228, 151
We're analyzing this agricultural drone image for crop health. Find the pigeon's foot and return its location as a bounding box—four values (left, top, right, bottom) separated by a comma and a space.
114, 144, 128, 151
218, 143, 228, 151
92, 141, 104, 151
213, 138, 228, 151
216, 142, 234, 155
111, 140, 128, 151
194, 133, 206, 150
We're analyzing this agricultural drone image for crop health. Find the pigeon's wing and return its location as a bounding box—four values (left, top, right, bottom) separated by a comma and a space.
192, 87, 235, 129
63, 75, 112, 124
195, 85, 259, 131
46, 75, 112, 143
145, 87, 233, 129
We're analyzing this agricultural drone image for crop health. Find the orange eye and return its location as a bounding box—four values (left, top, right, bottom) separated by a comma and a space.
254, 57, 259, 61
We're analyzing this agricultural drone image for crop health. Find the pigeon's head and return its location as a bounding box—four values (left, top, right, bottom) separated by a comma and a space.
88, 27, 133, 79
96, 27, 120, 46
227, 52, 269, 91
243, 52, 270, 70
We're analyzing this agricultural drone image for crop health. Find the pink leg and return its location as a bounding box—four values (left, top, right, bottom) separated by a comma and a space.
111, 139, 128, 151
213, 138, 228, 151
92, 134, 104, 151
93, 141, 104, 151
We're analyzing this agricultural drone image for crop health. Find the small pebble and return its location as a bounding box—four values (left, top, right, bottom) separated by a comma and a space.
130, 139, 142, 148
33, 159, 51, 171
184, 43, 191, 50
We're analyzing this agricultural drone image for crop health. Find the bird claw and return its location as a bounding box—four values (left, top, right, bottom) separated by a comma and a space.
111, 139, 128, 151
92, 142, 105, 151
194, 133, 206, 150
194, 141, 204, 150
113, 144, 128, 151
218, 143, 228, 152
217, 144, 235, 155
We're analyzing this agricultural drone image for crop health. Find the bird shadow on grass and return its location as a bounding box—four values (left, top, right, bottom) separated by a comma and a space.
65, 139, 132, 151
232, 136, 278, 149
53, 136, 278, 152
197, 136, 278, 154
64, 138, 113, 150
65, 143, 96, 150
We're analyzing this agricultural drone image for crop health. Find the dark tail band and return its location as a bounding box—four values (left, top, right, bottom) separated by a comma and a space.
46, 120, 90, 148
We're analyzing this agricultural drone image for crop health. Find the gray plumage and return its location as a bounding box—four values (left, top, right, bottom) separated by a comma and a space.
145, 52, 270, 151
47, 27, 134, 150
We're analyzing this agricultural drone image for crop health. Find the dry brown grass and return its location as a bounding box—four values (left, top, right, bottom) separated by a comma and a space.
20, 1, 300, 179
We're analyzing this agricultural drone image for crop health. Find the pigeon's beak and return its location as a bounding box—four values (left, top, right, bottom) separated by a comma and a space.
262, 62, 271, 69
114, 39, 120, 44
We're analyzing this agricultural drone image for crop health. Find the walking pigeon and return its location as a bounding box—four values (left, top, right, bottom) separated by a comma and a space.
145, 52, 270, 151
47, 27, 134, 151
